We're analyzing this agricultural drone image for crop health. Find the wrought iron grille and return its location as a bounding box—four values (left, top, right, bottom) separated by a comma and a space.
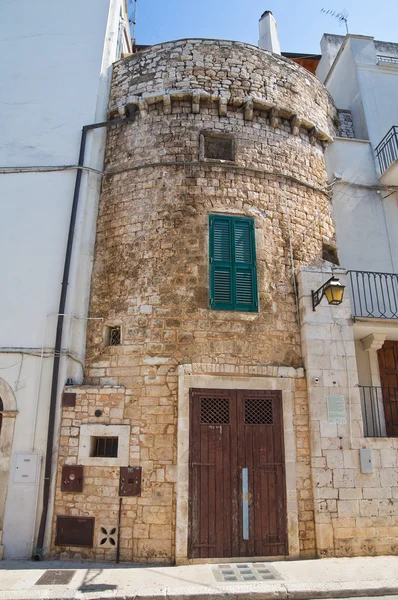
108, 326, 121, 346
92, 437, 119, 457
200, 398, 230, 424
360, 386, 398, 437
348, 270, 398, 319
377, 55, 398, 66
375, 125, 398, 173
244, 398, 273, 424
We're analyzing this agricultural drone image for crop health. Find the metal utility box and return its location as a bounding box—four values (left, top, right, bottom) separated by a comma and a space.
13, 453, 40, 483
55, 515, 94, 547
119, 466, 142, 496
360, 448, 373, 473
61, 465, 84, 492
62, 392, 76, 407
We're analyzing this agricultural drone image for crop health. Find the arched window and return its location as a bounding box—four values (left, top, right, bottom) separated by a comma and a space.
0, 397, 3, 435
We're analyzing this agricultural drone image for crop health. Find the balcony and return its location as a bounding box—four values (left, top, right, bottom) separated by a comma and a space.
377, 55, 398, 66
349, 270, 398, 320
359, 386, 398, 437
375, 125, 398, 184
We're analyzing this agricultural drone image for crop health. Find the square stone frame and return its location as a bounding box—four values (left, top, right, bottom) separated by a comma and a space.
78, 424, 130, 466
175, 365, 301, 564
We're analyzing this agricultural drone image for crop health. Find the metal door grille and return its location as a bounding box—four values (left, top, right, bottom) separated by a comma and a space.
200, 398, 230, 424
244, 398, 273, 424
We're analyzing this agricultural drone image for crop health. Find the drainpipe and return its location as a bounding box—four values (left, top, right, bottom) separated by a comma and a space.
33, 109, 136, 560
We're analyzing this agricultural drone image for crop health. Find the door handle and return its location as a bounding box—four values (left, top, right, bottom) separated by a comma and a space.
242, 467, 249, 540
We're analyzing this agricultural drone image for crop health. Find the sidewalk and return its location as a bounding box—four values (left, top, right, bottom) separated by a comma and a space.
0, 555, 398, 600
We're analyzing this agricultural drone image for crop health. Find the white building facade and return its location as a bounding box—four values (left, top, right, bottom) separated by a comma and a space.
0, 0, 131, 559
293, 33, 398, 556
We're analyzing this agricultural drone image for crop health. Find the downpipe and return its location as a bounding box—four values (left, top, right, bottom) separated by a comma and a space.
33, 109, 136, 560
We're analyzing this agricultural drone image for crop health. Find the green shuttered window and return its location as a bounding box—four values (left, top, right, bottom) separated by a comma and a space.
209, 214, 258, 312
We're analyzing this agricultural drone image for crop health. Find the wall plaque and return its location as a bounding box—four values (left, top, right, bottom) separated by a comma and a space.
327, 394, 346, 424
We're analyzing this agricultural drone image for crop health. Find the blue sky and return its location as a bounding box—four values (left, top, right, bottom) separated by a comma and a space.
131, 0, 398, 54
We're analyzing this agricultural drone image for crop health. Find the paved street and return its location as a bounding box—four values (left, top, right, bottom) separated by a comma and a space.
0, 555, 398, 600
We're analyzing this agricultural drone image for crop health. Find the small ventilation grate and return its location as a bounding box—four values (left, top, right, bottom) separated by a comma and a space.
35, 570, 76, 586
99, 525, 117, 547
200, 398, 230, 424
244, 398, 273, 424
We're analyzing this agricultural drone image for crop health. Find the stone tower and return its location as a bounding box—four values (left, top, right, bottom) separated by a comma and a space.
52, 39, 337, 563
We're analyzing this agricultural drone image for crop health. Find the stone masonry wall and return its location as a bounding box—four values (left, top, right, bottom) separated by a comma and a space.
338, 109, 355, 139
51, 39, 337, 562
299, 267, 398, 558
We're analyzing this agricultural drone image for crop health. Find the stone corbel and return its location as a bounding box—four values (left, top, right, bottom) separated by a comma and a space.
218, 97, 228, 117
309, 127, 318, 146
362, 333, 387, 353
291, 116, 301, 136
138, 98, 148, 117
244, 99, 254, 121
270, 108, 279, 128
163, 94, 171, 115
192, 91, 201, 114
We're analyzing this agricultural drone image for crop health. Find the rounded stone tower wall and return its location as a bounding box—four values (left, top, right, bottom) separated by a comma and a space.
52, 39, 337, 563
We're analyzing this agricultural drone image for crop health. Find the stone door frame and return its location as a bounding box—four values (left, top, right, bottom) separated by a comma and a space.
176, 364, 301, 564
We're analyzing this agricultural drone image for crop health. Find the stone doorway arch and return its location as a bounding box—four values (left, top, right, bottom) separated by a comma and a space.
0, 378, 18, 559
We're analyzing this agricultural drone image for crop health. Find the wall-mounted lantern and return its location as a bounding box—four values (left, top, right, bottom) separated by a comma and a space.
312, 276, 345, 311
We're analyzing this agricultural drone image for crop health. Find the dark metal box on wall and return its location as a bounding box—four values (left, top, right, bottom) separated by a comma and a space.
62, 392, 76, 407
55, 515, 94, 547
61, 465, 83, 492
119, 466, 142, 496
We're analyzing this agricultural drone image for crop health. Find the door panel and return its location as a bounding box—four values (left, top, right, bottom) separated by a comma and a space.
378, 341, 398, 436
189, 388, 287, 558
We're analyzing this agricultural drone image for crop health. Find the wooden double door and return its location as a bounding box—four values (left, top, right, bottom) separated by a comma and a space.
188, 389, 287, 559
378, 341, 398, 437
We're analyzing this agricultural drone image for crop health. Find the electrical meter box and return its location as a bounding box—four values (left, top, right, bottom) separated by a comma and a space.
360, 448, 373, 473
61, 465, 84, 492
13, 453, 40, 483
119, 466, 142, 496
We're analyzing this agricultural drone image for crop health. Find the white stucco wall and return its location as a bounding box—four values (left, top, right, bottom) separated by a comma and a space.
319, 34, 398, 149
0, 0, 131, 559
322, 34, 398, 277
326, 139, 397, 272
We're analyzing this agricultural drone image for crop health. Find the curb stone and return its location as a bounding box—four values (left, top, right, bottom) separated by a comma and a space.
1, 582, 398, 600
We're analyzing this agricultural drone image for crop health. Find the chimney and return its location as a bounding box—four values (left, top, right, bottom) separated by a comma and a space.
258, 10, 281, 55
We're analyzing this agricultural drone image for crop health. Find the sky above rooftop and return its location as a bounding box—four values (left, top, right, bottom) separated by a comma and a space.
131, 0, 398, 54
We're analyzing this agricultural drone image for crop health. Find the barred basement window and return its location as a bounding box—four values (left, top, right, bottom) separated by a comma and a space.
90, 437, 119, 458
107, 325, 121, 346
209, 214, 258, 312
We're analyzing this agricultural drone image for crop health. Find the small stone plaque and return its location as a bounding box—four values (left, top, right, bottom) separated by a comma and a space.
327, 394, 347, 424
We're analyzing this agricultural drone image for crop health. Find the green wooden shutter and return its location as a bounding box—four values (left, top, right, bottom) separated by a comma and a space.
210, 215, 234, 310
210, 215, 258, 312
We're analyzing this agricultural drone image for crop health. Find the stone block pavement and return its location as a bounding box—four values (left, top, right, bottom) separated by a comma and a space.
0, 556, 398, 600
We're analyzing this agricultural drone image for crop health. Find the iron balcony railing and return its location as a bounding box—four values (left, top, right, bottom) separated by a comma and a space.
375, 125, 398, 173
348, 270, 398, 319
359, 386, 398, 437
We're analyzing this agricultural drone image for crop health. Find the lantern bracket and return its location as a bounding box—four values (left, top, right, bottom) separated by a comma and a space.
312, 276, 345, 311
